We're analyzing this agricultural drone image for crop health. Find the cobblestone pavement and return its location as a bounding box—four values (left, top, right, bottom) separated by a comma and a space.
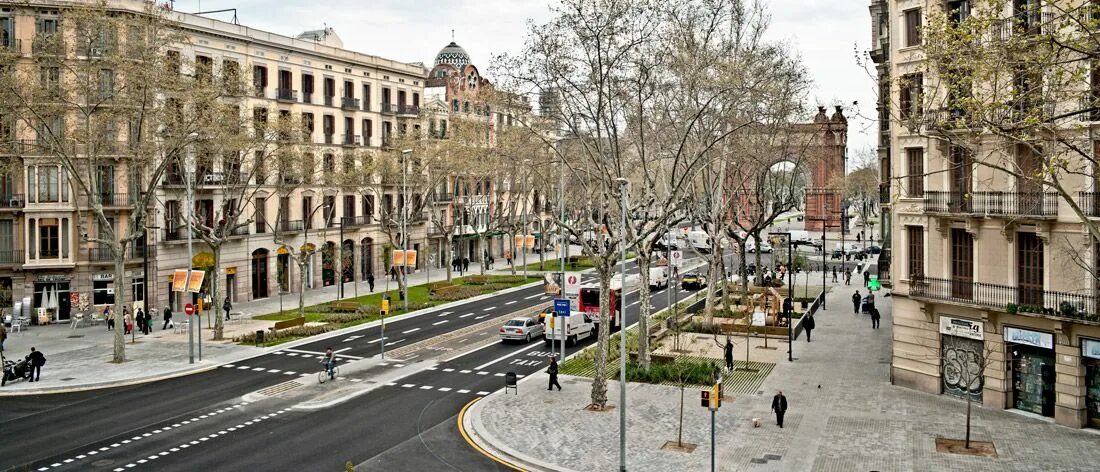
469, 282, 1100, 472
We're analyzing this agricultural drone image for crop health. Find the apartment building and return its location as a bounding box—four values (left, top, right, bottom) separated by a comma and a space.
880, 0, 1100, 429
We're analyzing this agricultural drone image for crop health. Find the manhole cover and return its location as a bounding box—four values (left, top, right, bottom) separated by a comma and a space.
91, 459, 115, 467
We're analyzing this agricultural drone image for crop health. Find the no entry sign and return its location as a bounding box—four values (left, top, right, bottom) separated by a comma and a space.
184, 303, 194, 316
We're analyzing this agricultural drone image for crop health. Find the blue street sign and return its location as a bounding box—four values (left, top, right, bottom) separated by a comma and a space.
554, 298, 571, 317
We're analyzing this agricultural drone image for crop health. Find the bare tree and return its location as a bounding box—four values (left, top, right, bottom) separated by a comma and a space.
0, 1, 225, 362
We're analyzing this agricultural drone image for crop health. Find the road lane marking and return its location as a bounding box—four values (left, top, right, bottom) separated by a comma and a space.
458, 389, 470, 394
459, 313, 474, 318
460, 369, 472, 374
402, 327, 420, 334
477, 391, 491, 395
385, 338, 406, 346
439, 311, 452, 317
420, 385, 434, 389
482, 306, 496, 311
524, 294, 541, 300
367, 337, 388, 344
443, 368, 455, 372
438, 387, 452, 392
334, 347, 352, 354
343, 335, 364, 342
504, 300, 516, 305
474, 314, 489, 320
433, 320, 449, 326
474, 341, 544, 370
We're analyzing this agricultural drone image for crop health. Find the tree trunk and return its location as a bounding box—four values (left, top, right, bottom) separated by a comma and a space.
112, 246, 127, 363
479, 235, 487, 275
636, 252, 652, 371
509, 232, 517, 276
738, 241, 749, 297
965, 387, 973, 448
212, 244, 224, 340
444, 236, 454, 282
753, 233, 763, 286
703, 252, 719, 327
590, 264, 612, 409
297, 258, 308, 319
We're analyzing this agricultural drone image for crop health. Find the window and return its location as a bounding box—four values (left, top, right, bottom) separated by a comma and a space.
252, 107, 268, 128
302, 153, 315, 184
279, 196, 290, 229
254, 197, 266, 233
1014, 0, 1042, 35
254, 151, 266, 185
362, 195, 374, 224
904, 8, 921, 47
166, 50, 180, 75
362, 84, 371, 110
97, 69, 114, 100
950, 229, 974, 299
223, 60, 240, 93
343, 80, 354, 98
324, 195, 336, 227
38, 218, 59, 258
323, 154, 336, 174
0, 17, 13, 48
93, 280, 115, 305
323, 115, 334, 141
302, 74, 314, 102
905, 148, 924, 197
1017, 232, 1044, 305
452, 99, 459, 112
131, 277, 144, 303
906, 225, 924, 279
343, 195, 355, 220
302, 196, 313, 229
0, 220, 12, 253
40, 66, 60, 96
32, 165, 64, 203
195, 55, 213, 84
947, 1, 970, 25
898, 73, 922, 121
253, 65, 268, 94
165, 200, 180, 231
364, 119, 373, 145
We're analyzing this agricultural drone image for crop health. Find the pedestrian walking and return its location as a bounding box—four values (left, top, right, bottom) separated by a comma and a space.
367, 272, 375, 292
803, 313, 815, 342
135, 309, 145, 335
871, 307, 881, 329
123, 312, 133, 335
0, 323, 7, 362
223, 296, 233, 321
27, 347, 45, 382
104, 306, 114, 331
865, 292, 875, 314
852, 290, 861, 314
831, 266, 837, 283
715, 335, 735, 371
462, 257, 470, 272
547, 358, 562, 391
863, 270, 870, 287
145, 311, 154, 334
844, 271, 851, 286
771, 390, 788, 428
390, 266, 397, 281
162, 306, 173, 330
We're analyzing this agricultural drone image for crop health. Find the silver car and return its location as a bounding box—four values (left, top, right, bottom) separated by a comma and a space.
499, 316, 545, 343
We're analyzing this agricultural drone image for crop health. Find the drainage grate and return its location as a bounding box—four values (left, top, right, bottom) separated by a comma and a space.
256, 380, 303, 397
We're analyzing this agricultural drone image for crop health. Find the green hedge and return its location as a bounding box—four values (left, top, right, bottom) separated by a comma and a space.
431, 286, 483, 301
234, 324, 337, 345
622, 358, 720, 386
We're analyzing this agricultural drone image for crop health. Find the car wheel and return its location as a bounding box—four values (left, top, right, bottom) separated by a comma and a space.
525, 333, 531, 343
568, 335, 577, 346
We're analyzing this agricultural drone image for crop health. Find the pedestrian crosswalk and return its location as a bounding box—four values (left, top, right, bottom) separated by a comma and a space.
389, 381, 489, 396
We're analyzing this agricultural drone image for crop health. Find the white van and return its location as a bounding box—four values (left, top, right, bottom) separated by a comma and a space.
648, 266, 669, 290
544, 311, 596, 346
686, 230, 711, 253
790, 230, 814, 246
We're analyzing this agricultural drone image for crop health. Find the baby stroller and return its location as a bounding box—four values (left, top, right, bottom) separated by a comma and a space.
2, 357, 32, 386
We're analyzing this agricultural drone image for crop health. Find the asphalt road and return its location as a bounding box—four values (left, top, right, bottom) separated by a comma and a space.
0, 252, 735, 472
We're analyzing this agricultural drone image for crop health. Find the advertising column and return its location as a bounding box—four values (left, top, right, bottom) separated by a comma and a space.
1005, 326, 1056, 417
1083, 338, 1100, 428
939, 316, 985, 402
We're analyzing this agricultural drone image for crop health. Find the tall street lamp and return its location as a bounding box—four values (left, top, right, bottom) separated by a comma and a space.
401, 149, 412, 312
769, 232, 794, 362
615, 177, 629, 472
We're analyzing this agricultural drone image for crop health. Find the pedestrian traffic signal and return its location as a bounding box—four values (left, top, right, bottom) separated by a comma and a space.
700, 390, 711, 408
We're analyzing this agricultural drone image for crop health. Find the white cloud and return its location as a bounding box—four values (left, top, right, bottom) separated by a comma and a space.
177, 0, 874, 163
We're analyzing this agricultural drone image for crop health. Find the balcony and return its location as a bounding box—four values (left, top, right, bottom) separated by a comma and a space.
88, 245, 151, 263
0, 249, 24, 265
302, 92, 313, 104
228, 225, 251, 237
276, 220, 304, 233
324, 96, 334, 107
341, 216, 370, 227
32, 35, 63, 56
879, 183, 890, 205
1, 39, 22, 55
0, 194, 25, 209
163, 226, 195, 242
81, 193, 133, 208
342, 134, 360, 147
398, 105, 420, 117
909, 276, 1100, 324
1080, 192, 1100, 217
381, 103, 395, 115
276, 88, 297, 102
323, 134, 334, 145
923, 191, 1058, 218
341, 97, 361, 110
435, 191, 454, 202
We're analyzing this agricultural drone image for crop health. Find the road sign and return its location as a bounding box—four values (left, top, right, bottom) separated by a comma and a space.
554, 298, 571, 317
564, 272, 581, 296
670, 250, 683, 268
184, 303, 194, 316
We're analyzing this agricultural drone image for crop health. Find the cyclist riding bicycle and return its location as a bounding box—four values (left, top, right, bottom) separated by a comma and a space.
321, 347, 336, 380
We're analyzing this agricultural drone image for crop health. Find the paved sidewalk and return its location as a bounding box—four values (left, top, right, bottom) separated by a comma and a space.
0, 247, 568, 394
467, 281, 1100, 471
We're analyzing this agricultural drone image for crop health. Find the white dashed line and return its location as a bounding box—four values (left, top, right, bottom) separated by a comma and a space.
443, 368, 455, 372
504, 300, 517, 305
458, 389, 471, 394
367, 337, 389, 344
494, 373, 505, 377
524, 293, 541, 300
482, 306, 496, 311
386, 382, 397, 386
459, 313, 474, 318
475, 315, 489, 320
460, 369, 472, 374
419, 385, 434, 390
283, 371, 296, 375
438, 387, 452, 392
438, 311, 452, 317
477, 391, 491, 395
237, 365, 250, 370
477, 371, 489, 375
402, 327, 420, 334
402, 383, 415, 388
222, 364, 235, 368
267, 369, 281, 373
432, 320, 449, 326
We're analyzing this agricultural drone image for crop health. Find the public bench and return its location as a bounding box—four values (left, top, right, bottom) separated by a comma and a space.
330, 301, 361, 313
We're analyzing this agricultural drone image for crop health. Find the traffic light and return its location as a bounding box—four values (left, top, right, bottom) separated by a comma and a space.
712, 383, 722, 408
700, 390, 711, 408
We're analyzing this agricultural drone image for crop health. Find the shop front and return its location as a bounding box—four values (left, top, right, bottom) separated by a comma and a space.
1083, 338, 1100, 429
32, 275, 70, 323
1005, 326, 1056, 417
939, 316, 985, 402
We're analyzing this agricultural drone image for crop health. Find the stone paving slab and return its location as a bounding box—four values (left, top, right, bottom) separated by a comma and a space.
468, 281, 1100, 472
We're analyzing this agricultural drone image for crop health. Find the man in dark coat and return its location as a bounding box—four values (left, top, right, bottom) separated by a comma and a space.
852, 290, 861, 314
715, 336, 734, 372
771, 391, 788, 428
27, 347, 45, 382
803, 314, 816, 342
163, 306, 174, 330
223, 297, 233, 321
367, 272, 375, 292
547, 358, 562, 391
871, 307, 881, 329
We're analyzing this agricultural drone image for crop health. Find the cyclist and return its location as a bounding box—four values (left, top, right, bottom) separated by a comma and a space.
321, 347, 336, 380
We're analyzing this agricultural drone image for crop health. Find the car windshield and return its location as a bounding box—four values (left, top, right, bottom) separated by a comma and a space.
683, 273, 699, 278
505, 320, 525, 326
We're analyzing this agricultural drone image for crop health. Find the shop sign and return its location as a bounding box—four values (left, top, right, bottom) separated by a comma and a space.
1082, 339, 1100, 360
36, 275, 69, 282
92, 272, 114, 281
939, 316, 984, 341
1004, 326, 1054, 350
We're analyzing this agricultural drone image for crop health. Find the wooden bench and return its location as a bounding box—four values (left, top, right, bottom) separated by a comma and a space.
330, 301, 361, 313
270, 317, 306, 337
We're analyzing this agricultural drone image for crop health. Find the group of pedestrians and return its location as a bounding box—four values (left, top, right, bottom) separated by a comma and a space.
851, 290, 881, 329
104, 306, 153, 335
452, 257, 471, 274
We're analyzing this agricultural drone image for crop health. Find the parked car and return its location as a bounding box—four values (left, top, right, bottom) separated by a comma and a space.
680, 272, 708, 290
867, 245, 882, 255
499, 316, 545, 343
536, 306, 556, 324
746, 241, 774, 253
545, 311, 596, 346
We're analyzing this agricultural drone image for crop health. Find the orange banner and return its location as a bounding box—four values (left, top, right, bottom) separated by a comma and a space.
186, 270, 206, 293
172, 270, 188, 292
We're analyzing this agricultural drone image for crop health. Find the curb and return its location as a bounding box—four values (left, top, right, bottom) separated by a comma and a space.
0, 363, 221, 396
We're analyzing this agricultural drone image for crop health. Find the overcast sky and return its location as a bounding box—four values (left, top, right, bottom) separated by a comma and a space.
178, 0, 876, 167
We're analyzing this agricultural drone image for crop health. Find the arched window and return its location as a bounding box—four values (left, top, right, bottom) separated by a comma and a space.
463, 101, 470, 113
452, 99, 459, 112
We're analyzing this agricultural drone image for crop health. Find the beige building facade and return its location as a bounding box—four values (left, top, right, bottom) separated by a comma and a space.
877, 0, 1100, 429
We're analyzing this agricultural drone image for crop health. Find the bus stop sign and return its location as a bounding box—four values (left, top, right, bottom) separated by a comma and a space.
554, 298, 571, 317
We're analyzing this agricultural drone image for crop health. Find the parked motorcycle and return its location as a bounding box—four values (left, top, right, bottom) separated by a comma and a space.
2, 357, 32, 386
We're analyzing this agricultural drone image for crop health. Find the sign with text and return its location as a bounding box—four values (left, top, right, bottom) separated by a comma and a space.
1004, 326, 1054, 350
554, 298, 571, 317
184, 303, 194, 316
939, 316, 984, 341
186, 270, 206, 293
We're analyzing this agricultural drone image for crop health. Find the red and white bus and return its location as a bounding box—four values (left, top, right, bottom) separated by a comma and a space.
577, 274, 639, 332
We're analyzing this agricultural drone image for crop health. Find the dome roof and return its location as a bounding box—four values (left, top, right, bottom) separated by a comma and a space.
435, 41, 470, 69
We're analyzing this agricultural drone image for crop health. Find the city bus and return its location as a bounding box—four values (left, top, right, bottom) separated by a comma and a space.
577, 274, 639, 332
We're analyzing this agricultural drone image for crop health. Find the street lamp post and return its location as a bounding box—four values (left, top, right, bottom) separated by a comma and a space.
401, 149, 412, 312
558, 145, 567, 365
770, 232, 794, 362
615, 177, 629, 472
184, 144, 197, 363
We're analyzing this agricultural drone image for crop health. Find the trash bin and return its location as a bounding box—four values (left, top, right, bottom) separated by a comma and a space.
255, 330, 265, 347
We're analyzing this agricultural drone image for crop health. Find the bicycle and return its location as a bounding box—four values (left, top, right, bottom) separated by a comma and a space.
318, 360, 339, 384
